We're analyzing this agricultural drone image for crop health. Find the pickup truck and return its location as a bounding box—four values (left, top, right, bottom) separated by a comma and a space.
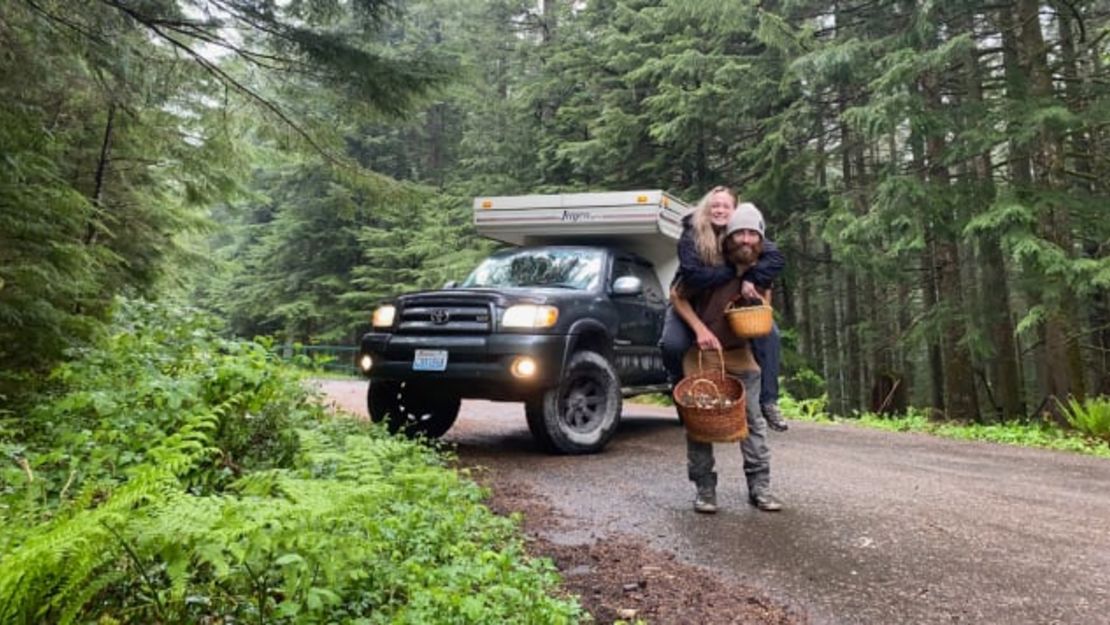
358, 191, 688, 454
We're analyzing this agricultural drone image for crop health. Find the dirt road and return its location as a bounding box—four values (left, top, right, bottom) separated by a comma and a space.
318, 380, 1110, 625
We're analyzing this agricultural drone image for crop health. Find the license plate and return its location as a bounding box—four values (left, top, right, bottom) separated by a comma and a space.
412, 349, 448, 371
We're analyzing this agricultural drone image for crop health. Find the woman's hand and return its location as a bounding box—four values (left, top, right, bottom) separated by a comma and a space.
694, 326, 722, 351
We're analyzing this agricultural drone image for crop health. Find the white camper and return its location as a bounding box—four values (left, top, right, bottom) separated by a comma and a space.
472, 190, 690, 289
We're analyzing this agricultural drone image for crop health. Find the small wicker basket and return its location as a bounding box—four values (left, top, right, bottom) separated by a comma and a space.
725, 299, 773, 338
673, 350, 748, 443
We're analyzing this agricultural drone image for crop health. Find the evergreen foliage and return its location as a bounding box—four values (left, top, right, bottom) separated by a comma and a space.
193, 0, 1108, 421
0, 0, 450, 388
202, 160, 493, 344
4, 0, 1108, 427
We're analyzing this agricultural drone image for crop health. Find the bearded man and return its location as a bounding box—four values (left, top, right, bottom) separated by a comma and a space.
724, 203, 786, 430
671, 203, 784, 514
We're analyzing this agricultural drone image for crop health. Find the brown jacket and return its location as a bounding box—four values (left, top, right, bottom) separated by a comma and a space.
679, 277, 758, 374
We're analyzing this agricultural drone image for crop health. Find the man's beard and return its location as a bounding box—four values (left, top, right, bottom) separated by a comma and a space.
727, 240, 762, 265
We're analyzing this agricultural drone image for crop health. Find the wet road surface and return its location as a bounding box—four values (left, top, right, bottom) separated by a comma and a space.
319, 380, 1110, 625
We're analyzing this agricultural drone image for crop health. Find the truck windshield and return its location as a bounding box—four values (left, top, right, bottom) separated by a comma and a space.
461, 249, 604, 290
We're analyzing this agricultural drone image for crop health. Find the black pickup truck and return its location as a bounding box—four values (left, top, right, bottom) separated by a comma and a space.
359, 244, 671, 453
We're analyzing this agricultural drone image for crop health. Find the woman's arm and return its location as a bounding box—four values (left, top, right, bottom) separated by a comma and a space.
739, 238, 785, 289
670, 285, 722, 351
677, 228, 735, 291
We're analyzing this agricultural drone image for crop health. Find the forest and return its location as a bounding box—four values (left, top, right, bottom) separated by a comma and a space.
3, 0, 1108, 419
2, 0, 1109, 621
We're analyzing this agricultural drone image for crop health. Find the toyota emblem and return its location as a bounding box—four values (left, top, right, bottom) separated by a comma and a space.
431, 309, 450, 325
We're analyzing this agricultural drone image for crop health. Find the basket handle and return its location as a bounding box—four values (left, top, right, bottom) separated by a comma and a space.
696, 347, 728, 380
686, 378, 723, 402
726, 293, 767, 311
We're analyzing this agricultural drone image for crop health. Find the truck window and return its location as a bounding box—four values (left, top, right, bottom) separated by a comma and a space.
461, 248, 604, 290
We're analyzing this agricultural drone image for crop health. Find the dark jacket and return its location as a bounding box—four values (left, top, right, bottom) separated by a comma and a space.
674, 213, 785, 291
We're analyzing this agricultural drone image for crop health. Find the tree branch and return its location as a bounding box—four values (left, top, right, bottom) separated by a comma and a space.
97, 0, 344, 166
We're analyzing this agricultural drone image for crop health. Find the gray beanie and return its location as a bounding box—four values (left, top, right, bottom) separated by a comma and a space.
726, 202, 765, 238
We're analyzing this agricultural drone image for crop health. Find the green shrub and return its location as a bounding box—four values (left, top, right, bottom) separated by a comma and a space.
1, 300, 315, 533
781, 367, 825, 401
0, 301, 580, 624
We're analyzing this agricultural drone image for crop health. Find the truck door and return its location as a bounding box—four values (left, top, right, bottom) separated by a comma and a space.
610, 256, 667, 385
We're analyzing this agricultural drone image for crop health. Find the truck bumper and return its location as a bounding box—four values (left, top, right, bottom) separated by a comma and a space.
359, 332, 570, 401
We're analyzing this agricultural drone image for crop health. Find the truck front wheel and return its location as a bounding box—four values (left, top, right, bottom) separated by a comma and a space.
524, 400, 554, 452
367, 380, 460, 439
535, 350, 622, 454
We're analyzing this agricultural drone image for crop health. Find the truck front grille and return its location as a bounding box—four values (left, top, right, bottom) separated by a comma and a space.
397, 302, 493, 333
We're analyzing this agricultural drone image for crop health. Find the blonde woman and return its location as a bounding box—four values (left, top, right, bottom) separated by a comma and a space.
661, 188, 788, 431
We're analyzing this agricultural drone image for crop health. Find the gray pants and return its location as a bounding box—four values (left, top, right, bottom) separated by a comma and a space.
687, 370, 770, 497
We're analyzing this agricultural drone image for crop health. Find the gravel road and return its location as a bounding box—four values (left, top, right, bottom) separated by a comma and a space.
317, 380, 1110, 625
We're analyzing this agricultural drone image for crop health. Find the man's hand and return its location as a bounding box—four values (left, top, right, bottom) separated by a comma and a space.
694, 327, 722, 351
740, 280, 760, 301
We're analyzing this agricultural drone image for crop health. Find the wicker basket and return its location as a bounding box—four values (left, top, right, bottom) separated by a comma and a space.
725, 299, 773, 338
673, 351, 748, 443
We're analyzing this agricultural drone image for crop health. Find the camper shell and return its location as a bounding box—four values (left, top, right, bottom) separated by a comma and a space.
472, 190, 686, 288
359, 190, 691, 454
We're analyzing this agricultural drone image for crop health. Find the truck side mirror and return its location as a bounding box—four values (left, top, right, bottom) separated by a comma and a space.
611, 276, 643, 296
443, 280, 458, 289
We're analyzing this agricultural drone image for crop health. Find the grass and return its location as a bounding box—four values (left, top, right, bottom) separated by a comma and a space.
627, 392, 674, 407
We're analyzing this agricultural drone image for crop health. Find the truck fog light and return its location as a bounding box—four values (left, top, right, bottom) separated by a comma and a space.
510, 356, 537, 378
359, 354, 373, 372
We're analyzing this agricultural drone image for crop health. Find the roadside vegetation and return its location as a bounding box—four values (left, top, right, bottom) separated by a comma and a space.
779, 393, 1110, 459
0, 301, 580, 624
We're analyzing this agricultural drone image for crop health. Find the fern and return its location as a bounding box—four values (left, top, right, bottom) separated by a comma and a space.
1059, 396, 1110, 444
2, 302, 580, 623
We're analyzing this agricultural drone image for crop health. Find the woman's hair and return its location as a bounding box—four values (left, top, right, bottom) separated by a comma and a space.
690, 186, 737, 266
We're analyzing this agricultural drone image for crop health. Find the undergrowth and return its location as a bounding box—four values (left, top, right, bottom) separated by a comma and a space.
0, 300, 580, 624
780, 392, 1110, 458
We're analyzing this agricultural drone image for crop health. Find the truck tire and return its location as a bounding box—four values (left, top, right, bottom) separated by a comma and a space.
524, 400, 554, 451
536, 350, 622, 454
367, 380, 460, 439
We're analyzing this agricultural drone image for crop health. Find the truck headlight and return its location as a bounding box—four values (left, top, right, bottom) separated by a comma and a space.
502, 305, 559, 329
372, 305, 396, 328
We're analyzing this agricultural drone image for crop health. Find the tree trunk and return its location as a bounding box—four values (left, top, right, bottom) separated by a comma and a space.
1090, 243, 1110, 394
839, 96, 863, 413
85, 100, 116, 246
896, 277, 914, 407
823, 242, 845, 415
844, 271, 862, 412
809, 116, 828, 379
797, 221, 813, 363
1055, 2, 1104, 397
959, 8, 1024, 420
1017, 0, 1086, 404
540, 0, 557, 44
910, 112, 944, 414
921, 236, 945, 415
922, 67, 980, 421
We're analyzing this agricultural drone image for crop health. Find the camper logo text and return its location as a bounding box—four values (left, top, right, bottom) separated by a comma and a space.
561, 210, 595, 222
